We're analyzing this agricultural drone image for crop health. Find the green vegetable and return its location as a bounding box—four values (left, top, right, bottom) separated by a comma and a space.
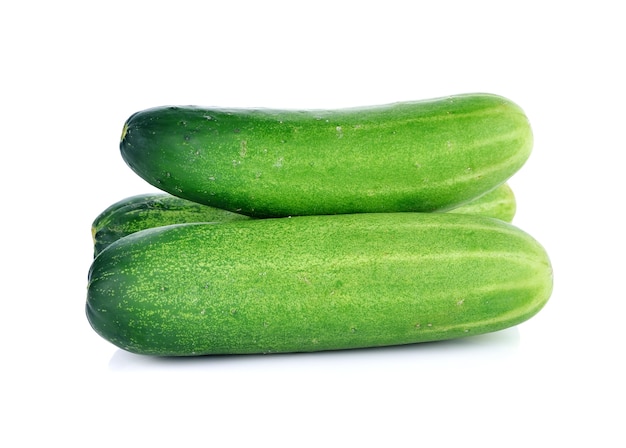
86, 213, 552, 356
91, 193, 249, 257
91, 184, 515, 257
450, 183, 516, 222
120, 93, 532, 218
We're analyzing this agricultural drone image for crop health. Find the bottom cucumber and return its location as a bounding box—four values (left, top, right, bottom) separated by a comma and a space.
86, 212, 552, 356
91, 184, 515, 257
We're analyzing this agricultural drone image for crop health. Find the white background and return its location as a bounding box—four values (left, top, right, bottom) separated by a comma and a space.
2, 1, 624, 446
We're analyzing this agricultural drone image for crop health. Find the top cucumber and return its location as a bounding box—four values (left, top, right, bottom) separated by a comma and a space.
120, 93, 532, 218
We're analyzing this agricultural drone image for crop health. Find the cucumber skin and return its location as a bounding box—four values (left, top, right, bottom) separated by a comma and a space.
449, 183, 516, 222
91, 184, 515, 257
119, 93, 532, 218
86, 213, 552, 356
91, 193, 250, 257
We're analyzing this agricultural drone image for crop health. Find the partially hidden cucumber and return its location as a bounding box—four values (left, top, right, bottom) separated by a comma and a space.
120, 93, 532, 218
91, 193, 250, 257
91, 184, 515, 257
86, 212, 552, 356
448, 183, 516, 222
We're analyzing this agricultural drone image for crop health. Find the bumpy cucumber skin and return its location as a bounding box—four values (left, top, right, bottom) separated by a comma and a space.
450, 183, 516, 222
86, 213, 552, 356
91, 193, 249, 257
91, 185, 515, 257
120, 93, 533, 218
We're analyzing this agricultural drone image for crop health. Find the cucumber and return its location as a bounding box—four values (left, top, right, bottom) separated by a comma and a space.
86, 213, 552, 356
120, 93, 532, 218
91, 184, 515, 257
449, 183, 516, 222
91, 193, 250, 257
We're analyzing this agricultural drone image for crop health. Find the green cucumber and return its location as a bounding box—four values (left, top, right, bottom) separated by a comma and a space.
91, 184, 515, 257
449, 183, 516, 222
86, 213, 552, 356
120, 93, 532, 218
91, 193, 250, 257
